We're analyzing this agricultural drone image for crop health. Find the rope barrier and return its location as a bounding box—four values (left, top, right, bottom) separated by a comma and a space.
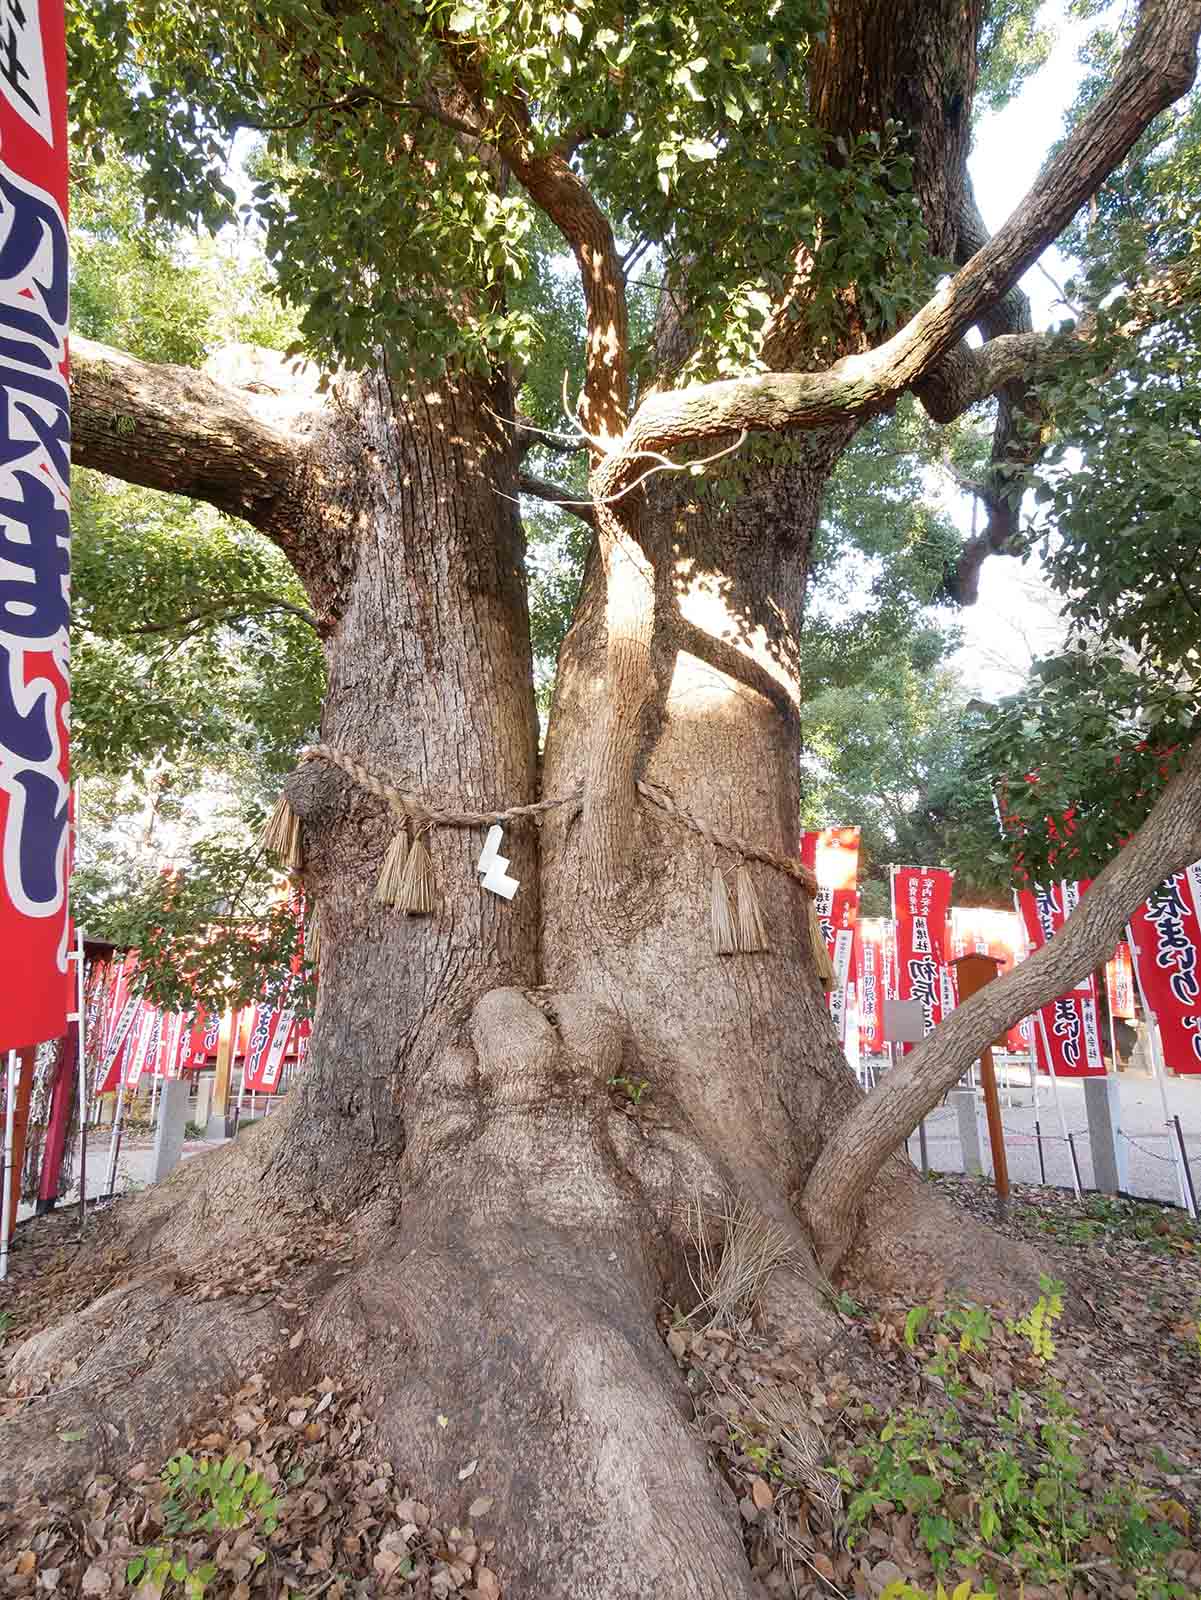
295, 743, 821, 895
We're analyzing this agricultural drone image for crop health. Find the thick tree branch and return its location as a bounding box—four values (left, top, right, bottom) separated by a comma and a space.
71, 336, 306, 529
600, 0, 1200, 490
518, 473, 595, 528
800, 737, 1201, 1272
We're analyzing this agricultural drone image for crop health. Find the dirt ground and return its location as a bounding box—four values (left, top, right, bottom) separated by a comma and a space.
0, 1178, 1198, 1598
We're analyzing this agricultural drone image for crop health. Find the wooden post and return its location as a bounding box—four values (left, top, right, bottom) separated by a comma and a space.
209, 1011, 237, 1138
952, 953, 1010, 1221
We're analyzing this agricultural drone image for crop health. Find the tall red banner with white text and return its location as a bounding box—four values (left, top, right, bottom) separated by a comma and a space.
856, 918, 886, 1056
890, 866, 954, 1047
801, 827, 860, 1046
0, 0, 70, 1051
1128, 864, 1201, 1075
1106, 942, 1135, 1022
1016, 883, 1105, 1076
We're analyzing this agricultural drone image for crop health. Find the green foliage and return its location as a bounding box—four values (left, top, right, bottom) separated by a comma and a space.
1021, 1193, 1201, 1254
70, 0, 932, 377
608, 1074, 651, 1105
958, 71, 1201, 888
125, 1451, 280, 1596
843, 1290, 1188, 1596
975, 0, 1054, 116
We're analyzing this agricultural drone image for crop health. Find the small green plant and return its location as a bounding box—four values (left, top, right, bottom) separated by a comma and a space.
184, 1120, 205, 1139
0, 1310, 13, 1346
1010, 1274, 1064, 1361
843, 1289, 1189, 1595
125, 1451, 282, 1596
608, 1074, 651, 1106
880, 1581, 991, 1600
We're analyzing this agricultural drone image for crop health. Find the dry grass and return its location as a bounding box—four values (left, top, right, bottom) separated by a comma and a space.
684, 1185, 799, 1329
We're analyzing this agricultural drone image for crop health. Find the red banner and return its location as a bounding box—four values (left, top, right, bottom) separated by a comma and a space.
242, 987, 296, 1093
801, 827, 860, 1046
1106, 942, 1135, 1022
0, 0, 71, 1052
95, 953, 141, 1095
856, 918, 886, 1055
890, 866, 955, 1046
1016, 883, 1105, 1076
125, 1004, 161, 1089
1128, 864, 1201, 1075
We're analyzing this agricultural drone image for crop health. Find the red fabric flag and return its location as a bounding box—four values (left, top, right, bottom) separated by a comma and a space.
1127, 865, 1201, 1075
1106, 942, 1135, 1022
890, 866, 955, 1047
801, 827, 860, 1045
856, 919, 886, 1055
0, 0, 71, 1051
1016, 884, 1105, 1075
950, 906, 1029, 1052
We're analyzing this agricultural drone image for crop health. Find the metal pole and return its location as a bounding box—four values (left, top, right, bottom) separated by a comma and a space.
75, 929, 88, 1230
1039, 1013, 1081, 1199
104, 1033, 132, 1198
917, 1117, 929, 1174
1066, 1132, 1083, 1196
1, 1050, 17, 1280
1035, 1118, 1046, 1184
1172, 1116, 1198, 1219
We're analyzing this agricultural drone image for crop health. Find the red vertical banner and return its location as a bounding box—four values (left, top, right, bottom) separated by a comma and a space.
0, 0, 71, 1052
890, 866, 955, 1046
856, 918, 886, 1056
1127, 864, 1201, 1075
801, 827, 860, 1046
1016, 883, 1105, 1076
1106, 942, 1135, 1022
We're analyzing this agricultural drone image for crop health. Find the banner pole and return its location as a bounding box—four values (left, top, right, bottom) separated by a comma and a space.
1148, 1013, 1192, 1215
75, 929, 88, 1230
104, 1032, 132, 1198
0, 1050, 16, 1279
1038, 1012, 1080, 1199
1126, 919, 1193, 1214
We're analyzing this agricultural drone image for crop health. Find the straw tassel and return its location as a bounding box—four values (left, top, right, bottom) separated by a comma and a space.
734, 863, 769, 953
263, 791, 303, 871
306, 905, 321, 969
711, 866, 738, 955
373, 822, 411, 907
396, 828, 437, 915
806, 896, 836, 990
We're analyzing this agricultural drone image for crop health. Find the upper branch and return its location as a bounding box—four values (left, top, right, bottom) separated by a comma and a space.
601, 0, 1200, 487
71, 336, 307, 530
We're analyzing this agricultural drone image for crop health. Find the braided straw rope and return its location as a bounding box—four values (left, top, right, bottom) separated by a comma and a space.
299, 744, 818, 897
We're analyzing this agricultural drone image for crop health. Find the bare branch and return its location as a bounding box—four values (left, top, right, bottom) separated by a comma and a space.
125, 592, 322, 636
800, 736, 1201, 1272
517, 473, 595, 528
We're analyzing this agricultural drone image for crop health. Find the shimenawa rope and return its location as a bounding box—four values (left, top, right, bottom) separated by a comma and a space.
268, 742, 822, 960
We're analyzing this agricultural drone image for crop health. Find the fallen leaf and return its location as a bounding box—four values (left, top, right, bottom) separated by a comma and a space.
750, 1477, 774, 1510
468, 1496, 494, 1519
458, 1458, 478, 1480
80, 1565, 111, 1596
289, 1329, 304, 1349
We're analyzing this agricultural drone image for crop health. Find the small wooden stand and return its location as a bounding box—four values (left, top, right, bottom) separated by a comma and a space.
951, 953, 1010, 1222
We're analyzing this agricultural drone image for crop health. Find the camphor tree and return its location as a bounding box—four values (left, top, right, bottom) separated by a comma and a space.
14, 0, 1201, 1590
